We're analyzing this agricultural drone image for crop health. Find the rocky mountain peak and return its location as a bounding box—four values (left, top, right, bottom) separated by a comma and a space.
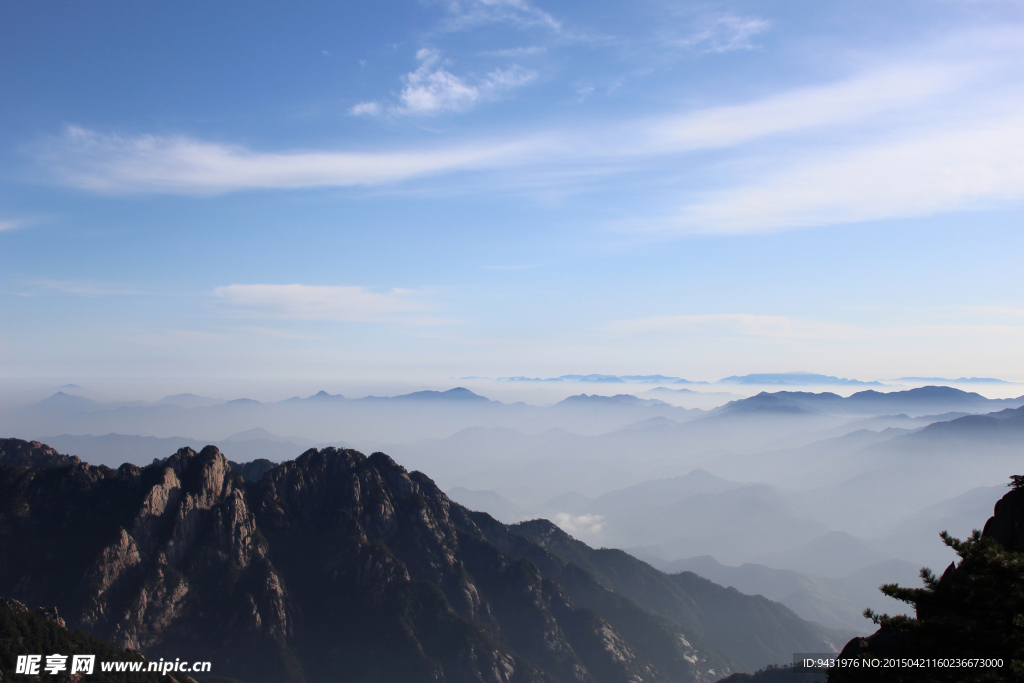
981, 485, 1024, 551
1, 439, 846, 682
0, 437, 81, 468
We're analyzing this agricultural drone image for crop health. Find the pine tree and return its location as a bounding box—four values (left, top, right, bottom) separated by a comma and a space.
829, 477, 1024, 683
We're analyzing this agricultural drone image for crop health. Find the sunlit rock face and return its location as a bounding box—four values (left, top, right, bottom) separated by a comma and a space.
0, 444, 292, 682
0, 439, 835, 683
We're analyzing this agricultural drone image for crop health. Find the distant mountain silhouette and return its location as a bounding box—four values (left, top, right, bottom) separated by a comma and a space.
223, 428, 316, 445
714, 393, 820, 416
753, 531, 893, 578
590, 469, 742, 510
285, 387, 491, 404
656, 555, 920, 633
300, 389, 345, 401
904, 404, 1024, 441
889, 376, 1012, 384
717, 373, 882, 386
717, 386, 1023, 418
500, 374, 629, 383
223, 397, 262, 406
391, 387, 491, 401
446, 486, 527, 523
498, 374, 709, 384
574, 479, 830, 567
646, 386, 696, 394
34, 391, 99, 415
872, 485, 1007, 571
227, 457, 276, 482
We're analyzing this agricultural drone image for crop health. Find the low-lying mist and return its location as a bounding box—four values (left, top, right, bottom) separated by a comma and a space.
3, 377, 1022, 634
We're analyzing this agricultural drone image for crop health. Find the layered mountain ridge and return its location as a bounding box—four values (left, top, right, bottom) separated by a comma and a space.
0, 438, 845, 683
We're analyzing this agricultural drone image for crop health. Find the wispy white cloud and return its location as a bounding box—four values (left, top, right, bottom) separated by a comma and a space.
553, 512, 604, 535
42, 63, 951, 194
675, 15, 771, 53
639, 62, 972, 153
213, 284, 445, 324
43, 125, 539, 193
437, 0, 561, 33
354, 49, 536, 116
666, 111, 1024, 233
33, 32, 1024, 234
398, 49, 481, 113
0, 220, 21, 232
349, 101, 381, 116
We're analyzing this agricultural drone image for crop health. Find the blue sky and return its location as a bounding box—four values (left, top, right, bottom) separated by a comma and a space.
2, 0, 1024, 389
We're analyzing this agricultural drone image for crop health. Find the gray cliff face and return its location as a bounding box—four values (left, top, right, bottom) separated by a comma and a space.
0, 445, 292, 682
0, 442, 743, 682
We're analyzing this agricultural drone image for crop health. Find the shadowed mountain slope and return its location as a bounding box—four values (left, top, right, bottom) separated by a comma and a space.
0, 597, 197, 682
504, 518, 852, 673
657, 555, 921, 633
3, 439, 812, 682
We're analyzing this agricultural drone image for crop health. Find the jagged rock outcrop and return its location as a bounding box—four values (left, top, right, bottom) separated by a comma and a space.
0, 445, 293, 683
0, 438, 80, 468
980, 484, 1024, 551
250, 448, 731, 683
0, 439, 838, 683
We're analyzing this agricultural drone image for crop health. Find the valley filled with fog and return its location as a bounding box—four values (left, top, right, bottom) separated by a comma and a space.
4, 373, 1021, 634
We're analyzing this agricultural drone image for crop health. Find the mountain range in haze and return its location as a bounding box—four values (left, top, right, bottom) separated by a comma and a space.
0, 438, 855, 681
468, 373, 1017, 386
6, 383, 1024, 650
497, 374, 711, 384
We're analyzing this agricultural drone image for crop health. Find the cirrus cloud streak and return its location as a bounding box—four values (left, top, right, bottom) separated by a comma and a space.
214, 284, 445, 324
44, 126, 540, 194
32, 32, 1024, 233
667, 112, 1024, 234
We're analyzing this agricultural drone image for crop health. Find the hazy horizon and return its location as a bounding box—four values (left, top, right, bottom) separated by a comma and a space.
2, 372, 1022, 409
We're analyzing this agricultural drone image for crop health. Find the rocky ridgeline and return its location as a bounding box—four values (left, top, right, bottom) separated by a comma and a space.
0, 439, 842, 683
0, 438, 80, 468
0, 441, 289, 682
